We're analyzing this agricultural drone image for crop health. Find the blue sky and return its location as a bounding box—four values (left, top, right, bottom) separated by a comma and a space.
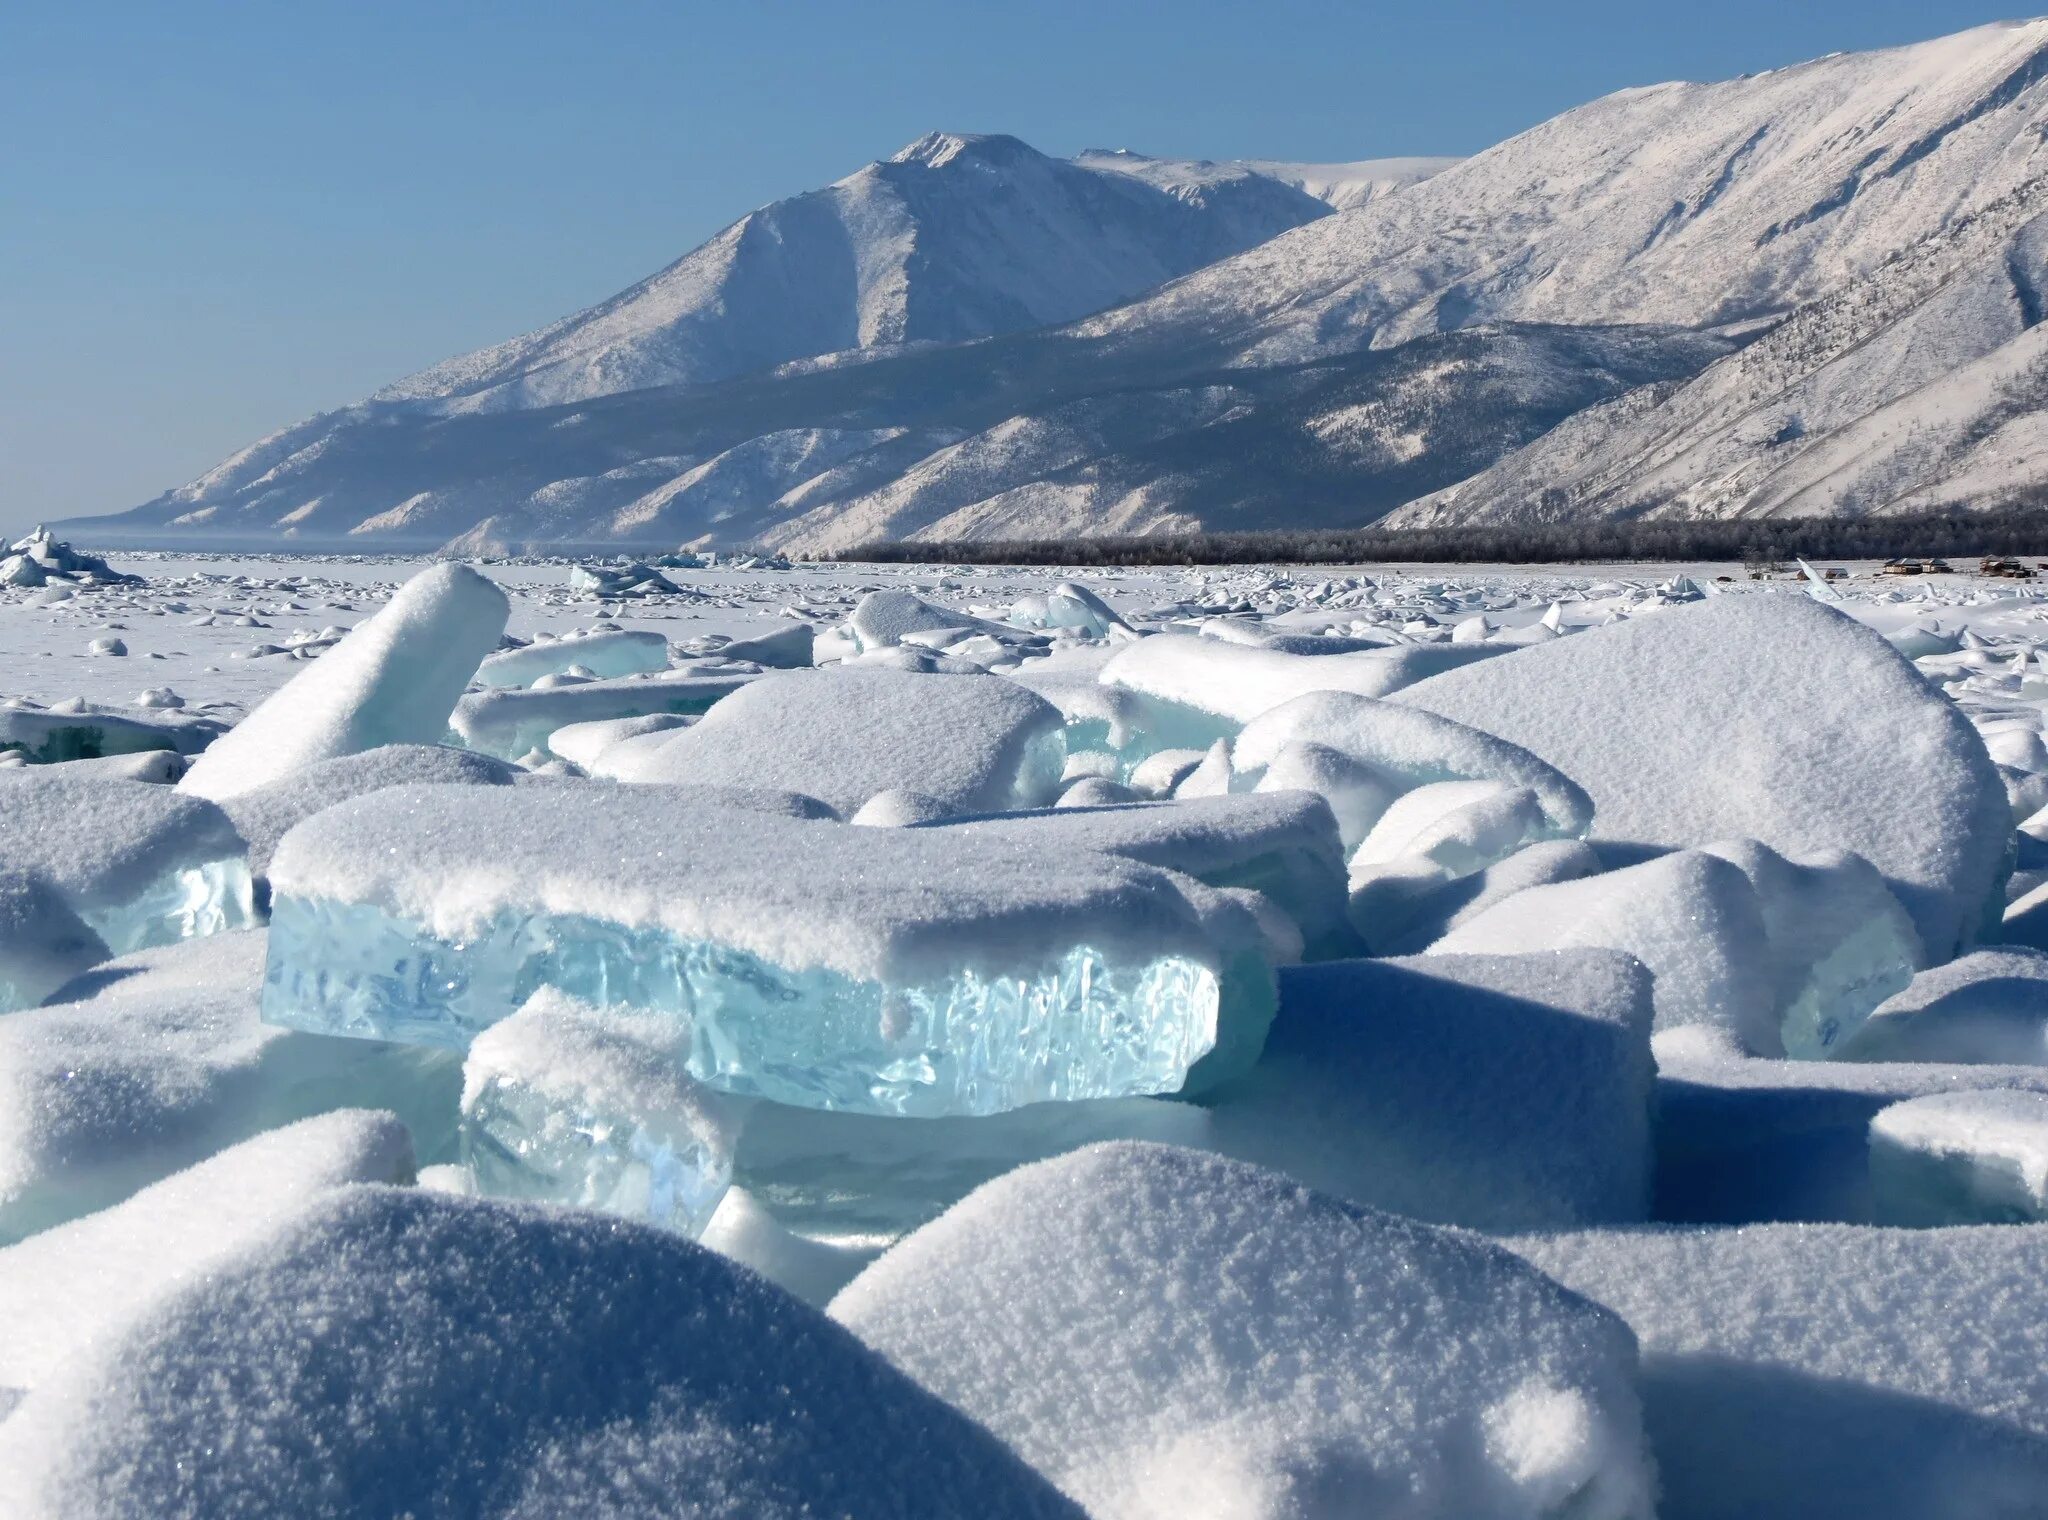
0, 0, 2026, 532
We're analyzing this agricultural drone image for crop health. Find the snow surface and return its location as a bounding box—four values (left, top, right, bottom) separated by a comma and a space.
1196, 950, 1655, 1229
0, 1187, 1085, 1519
1516, 1222, 2048, 1520
833, 1143, 1655, 1520
0, 1110, 413, 1404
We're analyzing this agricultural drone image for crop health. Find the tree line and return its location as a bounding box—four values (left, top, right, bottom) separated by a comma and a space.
837, 504, 2048, 568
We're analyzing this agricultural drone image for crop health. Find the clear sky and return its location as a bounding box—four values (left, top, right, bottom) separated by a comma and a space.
0, 0, 2028, 534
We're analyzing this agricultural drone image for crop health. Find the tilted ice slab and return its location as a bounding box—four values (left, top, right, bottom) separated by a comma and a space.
1868, 1089, 2048, 1225
460, 989, 743, 1236
1197, 950, 1656, 1230
832, 1143, 1656, 1520
1395, 594, 2012, 961
1515, 1222, 2048, 1520
450, 665, 758, 761
0, 932, 459, 1243
180, 564, 508, 801
264, 785, 1253, 1116
0, 1110, 413, 1405
472, 627, 669, 688
594, 666, 1067, 818
0, 776, 255, 1009
0, 1188, 1084, 1520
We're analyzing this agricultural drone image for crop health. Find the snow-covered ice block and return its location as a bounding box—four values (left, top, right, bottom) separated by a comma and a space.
0, 932, 459, 1243
919, 791, 1351, 958
0, 1110, 412, 1405
1868, 1090, 2048, 1225
1006, 662, 1156, 775
0, 1188, 1083, 1520
1515, 1223, 2048, 1520
733, 1094, 1209, 1248
593, 666, 1066, 817
1700, 840, 1922, 1058
1250, 738, 1396, 849
450, 665, 755, 761
1196, 950, 1655, 1229
1098, 632, 1510, 743
832, 1144, 1655, 1520
1431, 850, 1776, 1050
220, 742, 517, 879
264, 785, 1253, 1116
473, 627, 669, 688
1395, 594, 2011, 960
847, 587, 1019, 651
1650, 1028, 2048, 1223
1, 748, 186, 784
1368, 837, 1605, 956
0, 874, 103, 1012
180, 564, 508, 801
0, 776, 255, 1008
716, 619, 815, 668
1837, 949, 2048, 1064
460, 989, 742, 1236
1235, 689, 1593, 838
0, 703, 221, 765
541, 711, 695, 771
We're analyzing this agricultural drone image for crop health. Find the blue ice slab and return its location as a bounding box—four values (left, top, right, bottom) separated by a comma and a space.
265, 895, 1222, 1118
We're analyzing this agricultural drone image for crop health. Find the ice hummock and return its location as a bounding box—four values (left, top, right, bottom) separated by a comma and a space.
263, 785, 1252, 1116
1869, 1089, 2048, 1225
460, 988, 743, 1236
180, 563, 509, 801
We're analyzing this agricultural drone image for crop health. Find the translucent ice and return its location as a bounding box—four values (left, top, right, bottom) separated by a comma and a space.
264, 785, 1248, 1116
460, 989, 742, 1236
181, 564, 509, 800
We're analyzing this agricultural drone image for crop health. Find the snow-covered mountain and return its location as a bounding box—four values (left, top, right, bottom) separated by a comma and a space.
72, 19, 2048, 551
374, 134, 1403, 415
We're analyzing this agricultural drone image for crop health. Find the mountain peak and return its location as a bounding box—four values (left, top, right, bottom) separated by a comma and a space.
888, 131, 1041, 169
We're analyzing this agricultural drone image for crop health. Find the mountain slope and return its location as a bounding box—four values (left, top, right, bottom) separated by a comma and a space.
1079, 19, 2048, 366
1390, 174, 2048, 526
375, 133, 1377, 415
73, 19, 2048, 552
